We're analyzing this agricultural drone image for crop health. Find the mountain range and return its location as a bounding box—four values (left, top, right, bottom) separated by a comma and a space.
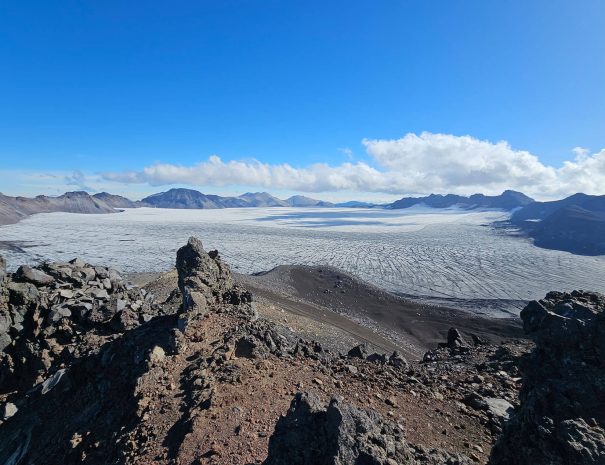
0, 189, 537, 224
140, 189, 335, 209
0, 191, 116, 225
389, 190, 535, 210
1, 188, 604, 256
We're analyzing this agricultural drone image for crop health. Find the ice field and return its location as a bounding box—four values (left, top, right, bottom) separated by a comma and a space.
2, 207, 604, 316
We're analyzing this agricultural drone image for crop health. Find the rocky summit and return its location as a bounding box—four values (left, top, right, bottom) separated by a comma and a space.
0, 239, 603, 464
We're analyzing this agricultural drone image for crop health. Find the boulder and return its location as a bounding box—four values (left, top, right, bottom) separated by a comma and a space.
388, 351, 409, 371
366, 352, 388, 364
490, 291, 605, 465
264, 392, 471, 465
48, 305, 72, 324
0, 402, 17, 421
463, 393, 513, 421
7, 282, 40, 308
347, 343, 368, 359
15, 266, 54, 287
446, 327, 466, 348
41, 368, 67, 395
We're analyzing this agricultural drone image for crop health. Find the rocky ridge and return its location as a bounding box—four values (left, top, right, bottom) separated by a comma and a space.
0, 191, 118, 225
0, 240, 603, 464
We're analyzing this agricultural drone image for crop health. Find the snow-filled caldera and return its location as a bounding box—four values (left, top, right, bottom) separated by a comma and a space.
2, 206, 604, 317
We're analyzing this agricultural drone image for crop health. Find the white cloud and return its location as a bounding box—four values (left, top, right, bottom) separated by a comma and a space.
103, 155, 389, 193
98, 132, 605, 199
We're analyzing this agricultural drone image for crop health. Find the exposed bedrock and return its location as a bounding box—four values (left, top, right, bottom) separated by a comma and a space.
263, 391, 471, 465
0, 257, 164, 393
490, 290, 605, 465
176, 236, 252, 317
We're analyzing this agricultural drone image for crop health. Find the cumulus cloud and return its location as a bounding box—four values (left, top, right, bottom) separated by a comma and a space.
104, 155, 386, 193
101, 132, 605, 199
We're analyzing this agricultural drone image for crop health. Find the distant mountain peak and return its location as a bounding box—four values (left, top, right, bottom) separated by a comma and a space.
389, 190, 534, 210
285, 195, 334, 207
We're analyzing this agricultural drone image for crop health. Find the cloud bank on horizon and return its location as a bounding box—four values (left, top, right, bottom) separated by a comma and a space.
101, 132, 605, 199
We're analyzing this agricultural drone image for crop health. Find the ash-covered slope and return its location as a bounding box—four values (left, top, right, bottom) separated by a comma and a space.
0, 191, 117, 225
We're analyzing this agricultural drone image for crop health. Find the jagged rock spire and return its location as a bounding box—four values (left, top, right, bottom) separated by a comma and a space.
175, 237, 234, 315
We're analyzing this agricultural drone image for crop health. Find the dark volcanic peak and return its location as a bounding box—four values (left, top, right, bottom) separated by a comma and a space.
511, 193, 605, 255
142, 188, 221, 209
389, 190, 534, 210
511, 192, 605, 222
141, 188, 249, 209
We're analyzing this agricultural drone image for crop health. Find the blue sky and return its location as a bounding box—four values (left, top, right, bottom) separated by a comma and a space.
1, 1, 604, 200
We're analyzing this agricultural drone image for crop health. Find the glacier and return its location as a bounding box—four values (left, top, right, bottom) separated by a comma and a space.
1, 207, 604, 317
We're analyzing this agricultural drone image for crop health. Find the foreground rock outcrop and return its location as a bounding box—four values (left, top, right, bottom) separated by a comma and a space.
2, 241, 601, 464
490, 291, 605, 465
264, 392, 471, 465
0, 257, 162, 393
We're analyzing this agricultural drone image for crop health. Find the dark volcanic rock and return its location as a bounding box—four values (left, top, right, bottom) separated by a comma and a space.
490, 290, 605, 465
176, 237, 235, 315
0, 314, 177, 464
446, 327, 466, 348
0, 259, 164, 393
264, 392, 471, 465
0, 256, 5, 282
15, 265, 54, 287
346, 343, 368, 359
